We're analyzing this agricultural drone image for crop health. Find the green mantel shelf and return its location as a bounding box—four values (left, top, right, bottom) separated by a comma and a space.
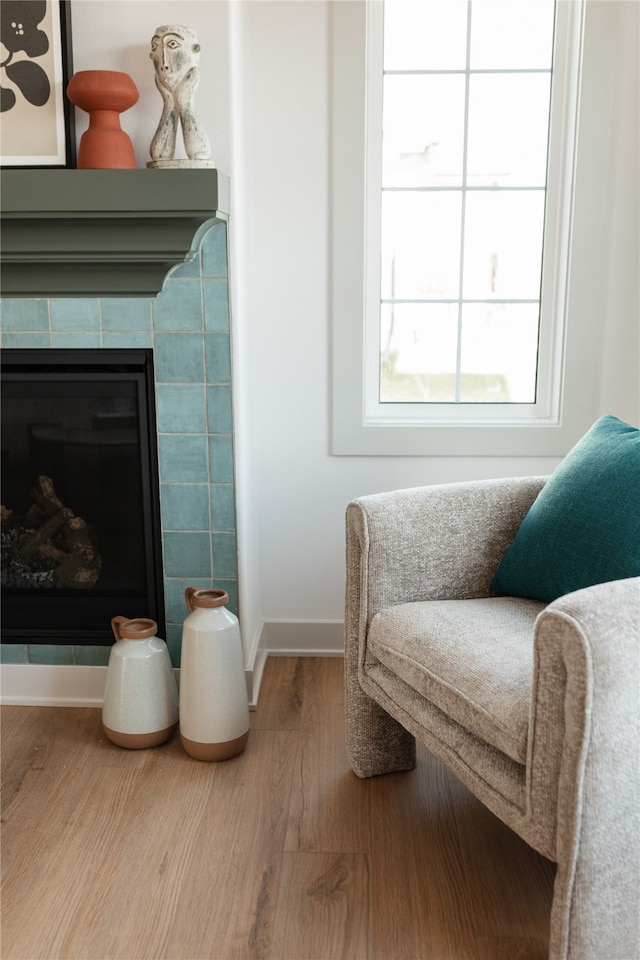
0, 169, 229, 298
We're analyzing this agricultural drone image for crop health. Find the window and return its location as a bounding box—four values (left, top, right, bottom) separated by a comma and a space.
331, 0, 614, 456
374, 0, 554, 410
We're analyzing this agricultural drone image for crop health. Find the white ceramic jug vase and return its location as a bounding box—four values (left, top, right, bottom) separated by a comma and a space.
179, 588, 250, 761
102, 617, 179, 748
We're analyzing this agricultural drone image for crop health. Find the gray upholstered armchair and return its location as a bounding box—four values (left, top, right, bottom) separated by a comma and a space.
345, 476, 640, 960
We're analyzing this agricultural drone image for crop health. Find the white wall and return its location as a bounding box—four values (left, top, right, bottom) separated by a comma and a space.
597, 0, 640, 414
70, 1, 639, 658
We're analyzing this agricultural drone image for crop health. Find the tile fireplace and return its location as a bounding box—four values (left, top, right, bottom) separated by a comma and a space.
0, 222, 237, 669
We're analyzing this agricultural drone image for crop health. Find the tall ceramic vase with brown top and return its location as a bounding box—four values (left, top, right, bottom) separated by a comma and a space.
179, 588, 250, 761
102, 617, 179, 748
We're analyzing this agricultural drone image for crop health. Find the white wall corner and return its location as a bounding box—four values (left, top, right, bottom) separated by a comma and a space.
245, 619, 344, 709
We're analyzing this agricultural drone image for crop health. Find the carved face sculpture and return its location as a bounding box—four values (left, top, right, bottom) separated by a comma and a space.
150, 25, 200, 91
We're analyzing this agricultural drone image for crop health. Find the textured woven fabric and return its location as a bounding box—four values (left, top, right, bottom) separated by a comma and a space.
344, 477, 640, 960
369, 597, 544, 763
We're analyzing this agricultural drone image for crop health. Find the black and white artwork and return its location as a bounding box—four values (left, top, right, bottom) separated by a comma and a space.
0, 0, 75, 166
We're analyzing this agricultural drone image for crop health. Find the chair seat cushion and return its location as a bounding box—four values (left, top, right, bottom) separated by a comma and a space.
368, 596, 545, 763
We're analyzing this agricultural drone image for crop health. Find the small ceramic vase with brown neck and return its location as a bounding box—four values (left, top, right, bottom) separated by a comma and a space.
102, 616, 178, 748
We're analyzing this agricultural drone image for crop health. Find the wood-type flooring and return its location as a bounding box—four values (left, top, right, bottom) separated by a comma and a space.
1, 657, 555, 960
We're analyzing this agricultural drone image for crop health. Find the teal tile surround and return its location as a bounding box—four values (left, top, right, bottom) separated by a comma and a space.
0, 223, 237, 668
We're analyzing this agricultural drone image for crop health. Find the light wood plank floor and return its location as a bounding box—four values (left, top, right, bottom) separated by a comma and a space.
1, 657, 555, 960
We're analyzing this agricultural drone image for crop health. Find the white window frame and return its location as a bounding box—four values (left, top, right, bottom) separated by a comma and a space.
331, 0, 616, 457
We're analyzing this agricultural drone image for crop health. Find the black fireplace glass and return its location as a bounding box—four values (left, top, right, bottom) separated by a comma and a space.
1, 349, 165, 644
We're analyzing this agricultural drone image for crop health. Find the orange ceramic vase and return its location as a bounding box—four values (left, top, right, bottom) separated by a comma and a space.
67, 70, 139, 169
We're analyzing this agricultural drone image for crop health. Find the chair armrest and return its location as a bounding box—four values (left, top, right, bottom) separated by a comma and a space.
346, 476, 546, 618
344, 475, 546, 779
530, 577, 640, 959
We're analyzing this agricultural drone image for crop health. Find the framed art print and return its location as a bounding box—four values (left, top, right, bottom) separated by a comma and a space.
1, 0, 75, 167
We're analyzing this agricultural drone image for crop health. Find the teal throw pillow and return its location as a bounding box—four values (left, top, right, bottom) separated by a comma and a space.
491, 415, 640, 602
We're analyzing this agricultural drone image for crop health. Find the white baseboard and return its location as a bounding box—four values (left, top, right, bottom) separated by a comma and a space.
0, 664, 108, 708
0, 621, 344, 709
1, 663, 264, 711
259, 619, 344, 657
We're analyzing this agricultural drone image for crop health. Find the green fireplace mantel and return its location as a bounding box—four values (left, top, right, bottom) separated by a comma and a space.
0, 169, 229, 298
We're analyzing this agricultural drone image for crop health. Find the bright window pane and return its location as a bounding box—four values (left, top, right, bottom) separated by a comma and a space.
381, 304, 459, 402
381, 192, 462, 299
375, 0, 558, 409
460, 304, 540, 402
384, 1, 468, 71
463, 191, 545, 299
470, 0, 555, 69
383, 75, 466, 187
467, 74, 551, 186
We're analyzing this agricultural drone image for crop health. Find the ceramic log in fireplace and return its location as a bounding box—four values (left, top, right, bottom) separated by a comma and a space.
1, 349, 165, 644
